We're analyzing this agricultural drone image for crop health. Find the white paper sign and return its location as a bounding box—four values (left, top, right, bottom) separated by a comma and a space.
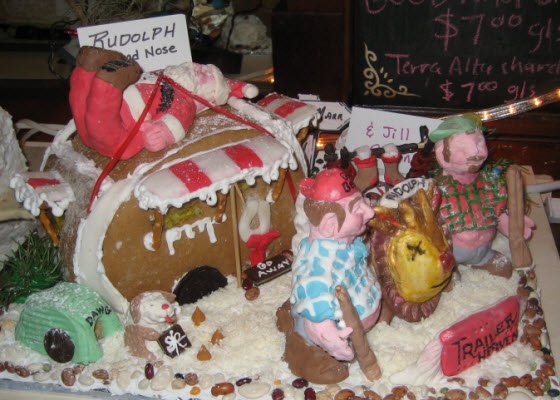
298, 94, 320, 101
78, 14, 191, 72
380, 178, 433, 209
345, 108, 442, 175
306, 101, 351, 131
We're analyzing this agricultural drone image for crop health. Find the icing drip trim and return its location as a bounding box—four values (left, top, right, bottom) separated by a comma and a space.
164, 216, 219, 255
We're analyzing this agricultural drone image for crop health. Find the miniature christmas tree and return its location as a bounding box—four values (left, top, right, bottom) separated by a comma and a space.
0, 231, 63, 308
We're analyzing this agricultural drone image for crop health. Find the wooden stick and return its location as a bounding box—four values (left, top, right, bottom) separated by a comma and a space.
150, 209, 163, 251
234, 184, 245, 208
507, 165, 532, 268
230, 185, 242, 287
271, 168, 287, 202
335, 285, 381, 381
39, 203, 59, 247
214, 192, 227, 223
296, 127, 308, 143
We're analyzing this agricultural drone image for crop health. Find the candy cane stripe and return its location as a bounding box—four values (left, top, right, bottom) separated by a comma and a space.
169, 160, 212, 192
223, 144, 263, 169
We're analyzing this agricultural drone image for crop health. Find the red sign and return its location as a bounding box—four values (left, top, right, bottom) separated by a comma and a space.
439, 295, 520, 376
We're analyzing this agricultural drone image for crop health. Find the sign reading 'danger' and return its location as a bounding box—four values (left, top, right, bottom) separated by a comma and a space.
439, 295, 520, 376
345, 108, 441, 175
77, 14, 191, 72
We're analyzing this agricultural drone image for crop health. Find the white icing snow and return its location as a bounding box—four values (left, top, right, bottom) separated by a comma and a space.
0, 220, 35, 264
10, 171, 75, 217
0, 263, 547, 400
367, 265, 519, 387
0, 107, 36, 262
0, 107, 27, 196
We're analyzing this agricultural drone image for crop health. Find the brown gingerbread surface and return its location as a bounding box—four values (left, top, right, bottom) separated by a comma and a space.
52, 109, 304, 301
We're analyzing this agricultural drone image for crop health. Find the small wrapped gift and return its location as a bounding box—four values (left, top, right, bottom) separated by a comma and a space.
158, 324, 191, 358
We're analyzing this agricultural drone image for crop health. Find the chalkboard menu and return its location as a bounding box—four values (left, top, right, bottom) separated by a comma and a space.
353, 1, 560, 109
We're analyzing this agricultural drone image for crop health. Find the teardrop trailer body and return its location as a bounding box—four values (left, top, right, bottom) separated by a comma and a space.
15, 282, 122, 363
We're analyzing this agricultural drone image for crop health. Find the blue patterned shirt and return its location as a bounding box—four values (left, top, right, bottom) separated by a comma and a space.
290, 238, 381, 326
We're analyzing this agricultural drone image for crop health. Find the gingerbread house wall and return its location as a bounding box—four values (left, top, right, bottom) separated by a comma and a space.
55, 127, 303, 305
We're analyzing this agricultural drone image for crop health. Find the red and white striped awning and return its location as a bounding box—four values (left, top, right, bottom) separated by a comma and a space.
135, 135, 294, 212
257, 93, 318, 133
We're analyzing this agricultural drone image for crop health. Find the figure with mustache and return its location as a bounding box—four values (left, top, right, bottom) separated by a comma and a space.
431, 115, 533, 278
277, 168, 381, 383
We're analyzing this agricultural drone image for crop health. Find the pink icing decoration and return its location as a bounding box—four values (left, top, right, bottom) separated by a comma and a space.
439, 295, 520, 376
27, 178, 61, 188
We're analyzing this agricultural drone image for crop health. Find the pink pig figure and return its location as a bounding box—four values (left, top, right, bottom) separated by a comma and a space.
69, 46, 257, 160
290, 168, 381, 361
431, 116, 534, 278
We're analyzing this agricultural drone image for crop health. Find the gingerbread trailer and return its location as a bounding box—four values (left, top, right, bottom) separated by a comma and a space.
14, 96, 316, 314
15, 282, 122, 364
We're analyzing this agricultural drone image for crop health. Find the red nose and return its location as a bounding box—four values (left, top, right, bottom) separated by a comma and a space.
162, 303, 170, 310
440, 251, 455, 273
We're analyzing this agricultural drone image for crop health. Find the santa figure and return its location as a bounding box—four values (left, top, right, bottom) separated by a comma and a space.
69, 46, 258, 159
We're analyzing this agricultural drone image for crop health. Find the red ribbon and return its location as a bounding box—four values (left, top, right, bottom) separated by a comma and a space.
161, 75, 275, 138
87, 73, 164, 212
87, 74, 294, 212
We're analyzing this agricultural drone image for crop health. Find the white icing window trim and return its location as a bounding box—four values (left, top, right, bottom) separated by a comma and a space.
143, 216, 221, 254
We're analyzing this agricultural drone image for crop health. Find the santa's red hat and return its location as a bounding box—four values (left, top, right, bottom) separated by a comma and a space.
226, 78, 258, 99
300, 168, 357, 202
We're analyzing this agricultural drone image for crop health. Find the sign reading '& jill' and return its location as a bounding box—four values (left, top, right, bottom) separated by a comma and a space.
353, 1, 560, 108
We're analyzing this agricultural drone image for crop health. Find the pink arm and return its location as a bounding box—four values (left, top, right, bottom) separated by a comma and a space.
497, 213, 535, 240
303, 319, 354, 361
